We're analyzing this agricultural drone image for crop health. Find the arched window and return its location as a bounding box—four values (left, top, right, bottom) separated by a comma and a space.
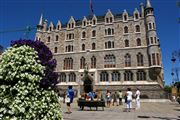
108, 41, 111, 48
108, 28, 111, 35
91, 56, 96, 68
124, 26, 128, 33
56, 35, 59, 41
80, 57, 86, 69
125, 53, 131, 67
135, 25, 140, 32
65, 45, 73, 52
105, 29, 107, 35
63, 58, 73, 70
57, 25, 60, 30
153, 23, 155, 29
59, 73, 66, 82
106, 18, 109, 23
92, 43, 96, 50
149, 23, 152, 30
110, 17, 113, 23
72, 23, 74, 28
104, 54, 116, 68
124, 71, 133, 81
112, 71, 120, 81
135, 13, 139, 20
136, 38, 141, 46
137, 70, 146, 81
92, 30, 96, 37
47, 36, 51, 42
105, 41, 114, 49
124, 15, 127, 21
137, 53, 144, 66
125, 39, 129, 47
82, 31, 86, 38
100, 71, 109, 82
54, 47, 58, 53
69, 72, 76, 82
82, 44, 85, 51
93, 19, 96, 25
83, 21, 86, 26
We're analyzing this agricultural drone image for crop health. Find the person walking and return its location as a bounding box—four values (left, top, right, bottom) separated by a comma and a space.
126, 88, 133, 112
112, 92, 117, 106
106, 90, 111, 108
66, 86, 74, 114
118, 90, 123, 105
135, 88, 141, 110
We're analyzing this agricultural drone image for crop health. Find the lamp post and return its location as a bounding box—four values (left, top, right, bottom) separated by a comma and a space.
171, 54, 176, 85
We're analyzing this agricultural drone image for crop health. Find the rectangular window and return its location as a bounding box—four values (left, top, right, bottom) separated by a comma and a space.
156, 53, 160, 65
152, 53, 156, 65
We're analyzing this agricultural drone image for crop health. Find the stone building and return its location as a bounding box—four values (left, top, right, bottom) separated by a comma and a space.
36, 0, 165, 98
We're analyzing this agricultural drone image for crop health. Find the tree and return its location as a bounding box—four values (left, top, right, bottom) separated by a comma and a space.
0, 45, 62, 119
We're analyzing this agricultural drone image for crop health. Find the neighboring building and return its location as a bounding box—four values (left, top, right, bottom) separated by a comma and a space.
36, 0, 165, 98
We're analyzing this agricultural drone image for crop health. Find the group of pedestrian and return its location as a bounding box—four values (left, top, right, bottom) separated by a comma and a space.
106, 90, 123, 107
125, 88, 141, 112
105, 88, 141, 112
61, 86, 141, 114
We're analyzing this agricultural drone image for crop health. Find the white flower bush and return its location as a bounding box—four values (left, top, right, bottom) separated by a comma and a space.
0, 45, 62, 120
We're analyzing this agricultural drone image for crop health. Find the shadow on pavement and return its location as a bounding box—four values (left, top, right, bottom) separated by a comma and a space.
137, 116, 150, 118
173, 109, 180, 111
152, 116, 179, 120
137, 116, 179, 120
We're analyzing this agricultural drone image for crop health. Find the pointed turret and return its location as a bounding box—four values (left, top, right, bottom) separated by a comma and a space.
37, 14, 44, 30
39, 14, 43, 25
146, 0, 152, 8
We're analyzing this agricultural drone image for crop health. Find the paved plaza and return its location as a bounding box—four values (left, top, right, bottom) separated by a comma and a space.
61, 100, 180, 120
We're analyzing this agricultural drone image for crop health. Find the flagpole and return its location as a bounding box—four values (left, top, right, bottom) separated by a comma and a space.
90, 0, 93, 16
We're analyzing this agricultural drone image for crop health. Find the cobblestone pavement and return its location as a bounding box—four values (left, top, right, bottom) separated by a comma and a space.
61, 100, 180, 120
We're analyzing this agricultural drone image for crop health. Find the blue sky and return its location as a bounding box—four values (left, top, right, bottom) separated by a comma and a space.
0, 0, 179, 85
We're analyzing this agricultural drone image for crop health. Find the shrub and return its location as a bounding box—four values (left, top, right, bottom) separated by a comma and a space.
0, 45, 62, 119
11, 39, 58, 89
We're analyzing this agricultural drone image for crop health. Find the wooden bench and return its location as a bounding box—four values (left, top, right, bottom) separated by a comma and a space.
77, 99, 105, 111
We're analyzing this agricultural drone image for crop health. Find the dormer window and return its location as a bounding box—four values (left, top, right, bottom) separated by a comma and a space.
49, 27, 52, 31
72, 23, 74, 28
105, 9, 114, 24
124, 15, 127, 21
83, 21, 86, 26
110, 17, 113, 23
93, 19, 96, 25
135, 13, 139, 19
67, 16, 75, 29
57, 25, 60, 30
106, 18, 109, 23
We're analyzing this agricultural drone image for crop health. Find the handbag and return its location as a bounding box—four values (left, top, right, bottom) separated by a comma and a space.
65, 96, 70, 103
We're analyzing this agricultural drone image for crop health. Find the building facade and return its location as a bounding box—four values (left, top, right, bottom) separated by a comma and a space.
36, 0, 165, 98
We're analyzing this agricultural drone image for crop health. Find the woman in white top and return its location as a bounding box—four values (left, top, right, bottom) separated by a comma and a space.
126, 88, 133, 112
135, 88, 140, 110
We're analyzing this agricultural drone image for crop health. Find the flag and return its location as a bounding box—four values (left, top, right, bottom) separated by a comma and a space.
90, 0, 94, 15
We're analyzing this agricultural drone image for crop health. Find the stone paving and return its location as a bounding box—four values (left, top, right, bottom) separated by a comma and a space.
61, 100, 180, 120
